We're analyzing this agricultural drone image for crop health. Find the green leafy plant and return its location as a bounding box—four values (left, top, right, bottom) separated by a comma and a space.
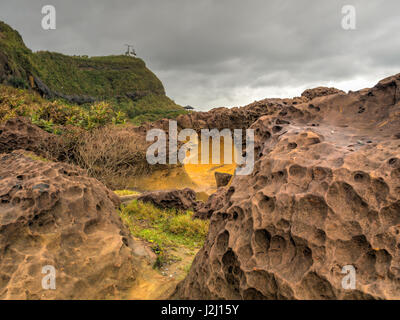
0, 85, 127, 131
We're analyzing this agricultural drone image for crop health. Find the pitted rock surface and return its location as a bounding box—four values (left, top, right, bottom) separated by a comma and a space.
137, 188, 200, 211
0, 117, 52, 155
173, 74, 400, 300
0, 151, 140, 299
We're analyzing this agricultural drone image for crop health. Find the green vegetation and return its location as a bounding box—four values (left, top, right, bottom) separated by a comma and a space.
0, 21, 187, 124
114, 189, 141, 196
112, 94, 187, 125
120, 200, 209, 268
23, 151, 50, 162
33, 52, 165, 97
0, 85, 125, 133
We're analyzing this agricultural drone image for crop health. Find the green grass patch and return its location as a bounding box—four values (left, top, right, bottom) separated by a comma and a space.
120, 200, 208, 268
114, 189, 141, 196
23, 151, 50, 162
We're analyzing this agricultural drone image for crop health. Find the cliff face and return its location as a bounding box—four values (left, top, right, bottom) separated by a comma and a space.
0, 21, 33, 84
173, 74, 400, 300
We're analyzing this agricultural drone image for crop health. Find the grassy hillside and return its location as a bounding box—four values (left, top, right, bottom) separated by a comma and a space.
0, 21, 186, 123
33, 52, 165, 98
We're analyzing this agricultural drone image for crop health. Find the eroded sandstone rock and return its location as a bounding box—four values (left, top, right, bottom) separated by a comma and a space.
193, 187, 234, 220
0, 117, 52, 155
173, 73, 400, 300
301, 87, 345, 101
137, 188, 200, 211
0, 151, 140, 299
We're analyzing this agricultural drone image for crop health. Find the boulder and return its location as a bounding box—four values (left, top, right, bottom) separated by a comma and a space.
0, 151, 140, 299
137, 188, 200, 211
0, 117, 53, 155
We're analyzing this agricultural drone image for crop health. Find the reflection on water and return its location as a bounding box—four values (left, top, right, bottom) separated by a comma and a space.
128, 137, 237, 196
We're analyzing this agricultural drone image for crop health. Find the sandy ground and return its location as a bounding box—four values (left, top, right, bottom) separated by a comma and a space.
128, 244, 197, 300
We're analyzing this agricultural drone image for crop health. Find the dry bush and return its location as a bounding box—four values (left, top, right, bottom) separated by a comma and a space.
40, 125, 85, 163
41, 125, 167, 189
75, 126, 150, 188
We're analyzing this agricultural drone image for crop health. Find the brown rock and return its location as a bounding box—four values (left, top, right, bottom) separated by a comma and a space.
301, 87, 345, 101
137, 188, 199, 211
215, 172, 232, 188
172, 73, 400, 300
0, 151, 140, 299
0, 117, 53, 156
193, 186, 234, 220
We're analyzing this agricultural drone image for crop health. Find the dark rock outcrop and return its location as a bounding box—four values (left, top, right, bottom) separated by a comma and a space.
215, 172, 232, 188
0, 51, 11, 82
137, 188, 200, 211
34, 77, 96, 105
173, 73, 400, 300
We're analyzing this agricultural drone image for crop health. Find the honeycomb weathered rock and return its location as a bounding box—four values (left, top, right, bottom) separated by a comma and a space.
173, 74, 400, 300
0, 151, 140, 299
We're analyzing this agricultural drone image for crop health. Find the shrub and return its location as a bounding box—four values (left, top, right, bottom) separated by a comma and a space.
0, 85, 127, 132
0, 85, 175, 189
65, 102, 126, 129
46, 126, 153, 189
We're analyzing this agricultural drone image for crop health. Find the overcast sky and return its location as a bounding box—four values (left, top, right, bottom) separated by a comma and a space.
0, 0, 399, 110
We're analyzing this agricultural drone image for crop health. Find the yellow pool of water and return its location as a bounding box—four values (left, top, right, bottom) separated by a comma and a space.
129, 137, 237, 195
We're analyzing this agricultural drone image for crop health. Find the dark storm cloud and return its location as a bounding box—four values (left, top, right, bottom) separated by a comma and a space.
1, 0, 399, 110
